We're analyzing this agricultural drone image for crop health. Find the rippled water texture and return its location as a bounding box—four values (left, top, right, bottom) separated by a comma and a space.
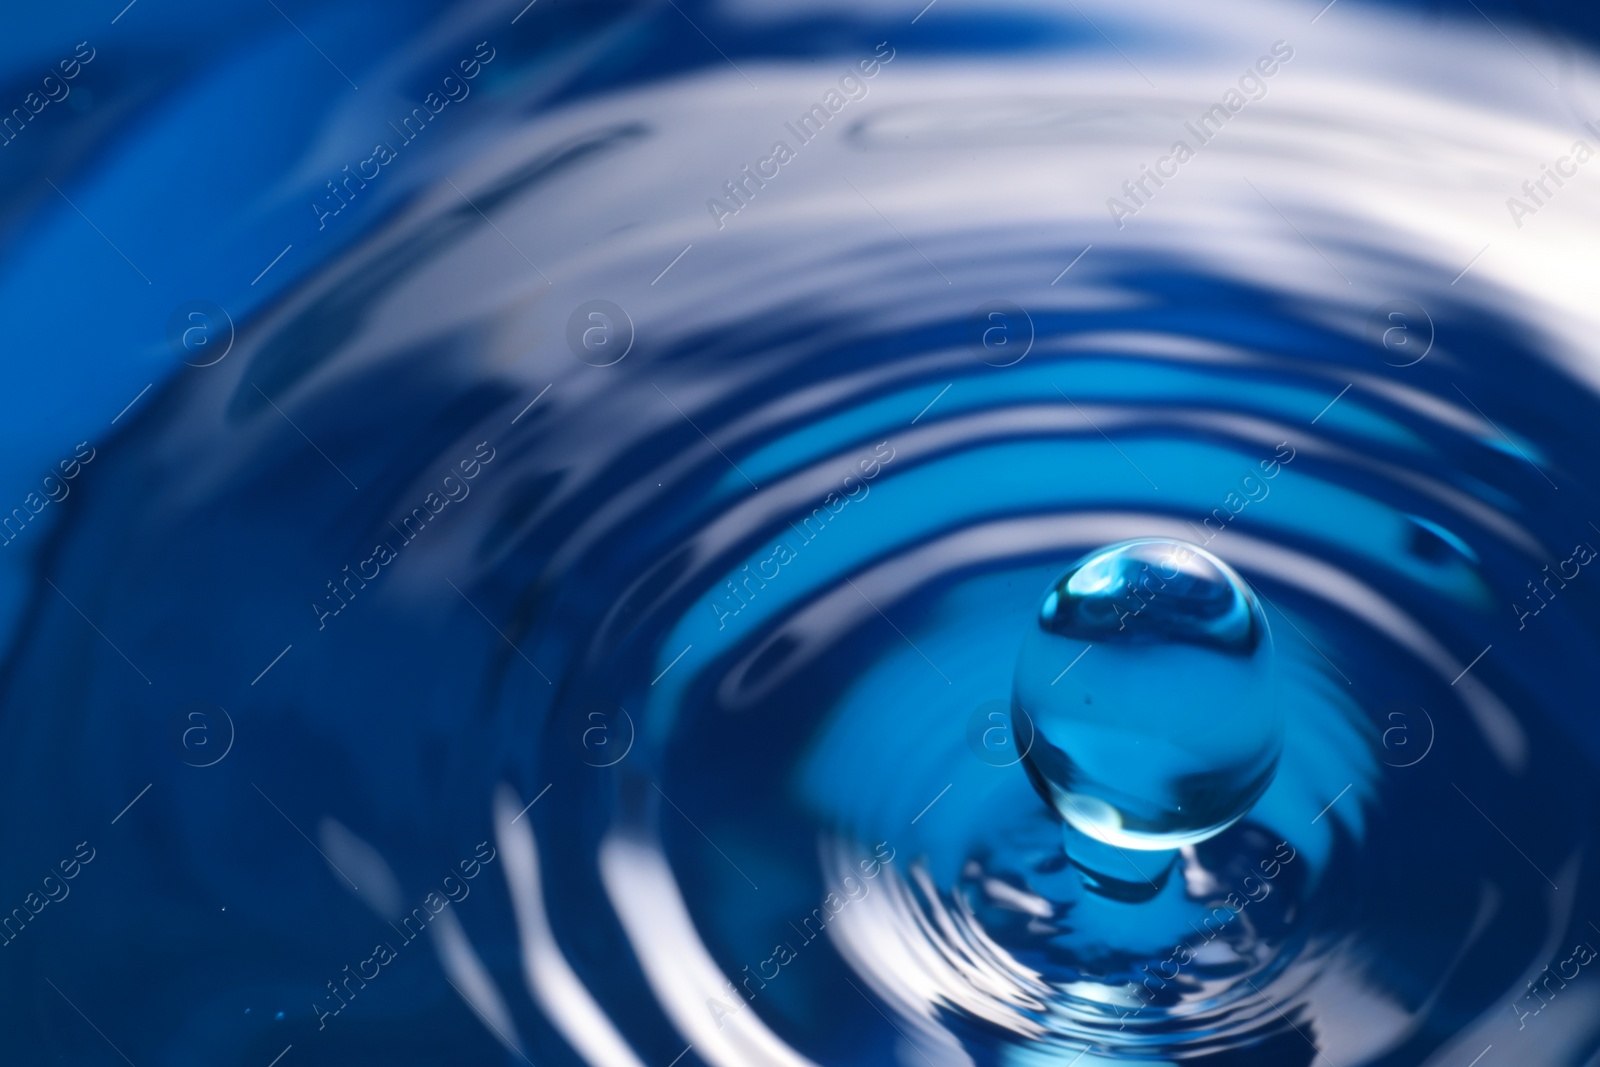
4, 0, 1600, 1064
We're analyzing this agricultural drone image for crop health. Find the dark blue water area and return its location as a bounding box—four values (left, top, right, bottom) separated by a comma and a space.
4, 1, 1600, 1066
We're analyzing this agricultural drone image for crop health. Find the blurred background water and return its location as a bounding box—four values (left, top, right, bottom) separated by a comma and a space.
4, 0, 1600, 1064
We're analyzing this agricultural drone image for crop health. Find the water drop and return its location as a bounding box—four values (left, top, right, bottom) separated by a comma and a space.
1012, 538, 1280, 900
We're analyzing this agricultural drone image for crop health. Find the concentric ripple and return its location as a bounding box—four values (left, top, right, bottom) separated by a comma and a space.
4, 2, 1600, 1066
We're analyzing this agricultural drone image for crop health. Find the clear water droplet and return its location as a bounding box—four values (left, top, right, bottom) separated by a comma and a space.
1013, 538, 1281, 900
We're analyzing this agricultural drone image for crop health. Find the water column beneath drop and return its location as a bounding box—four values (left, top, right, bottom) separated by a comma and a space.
1011, 538, 1282, 902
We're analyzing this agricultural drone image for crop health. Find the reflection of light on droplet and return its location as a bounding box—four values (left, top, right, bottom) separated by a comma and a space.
1012, 538, 1282, 896
1056, 792, 1122, 843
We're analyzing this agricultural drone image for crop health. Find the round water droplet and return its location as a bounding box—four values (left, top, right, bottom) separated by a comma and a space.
1013, 538, 1281, 864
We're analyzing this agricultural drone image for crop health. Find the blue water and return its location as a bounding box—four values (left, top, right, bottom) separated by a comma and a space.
4, 1, 1600, 1065
1014, 537, 1282, 900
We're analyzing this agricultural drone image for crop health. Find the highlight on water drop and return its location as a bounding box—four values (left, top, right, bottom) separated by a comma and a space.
1012, 537, 1281, 900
